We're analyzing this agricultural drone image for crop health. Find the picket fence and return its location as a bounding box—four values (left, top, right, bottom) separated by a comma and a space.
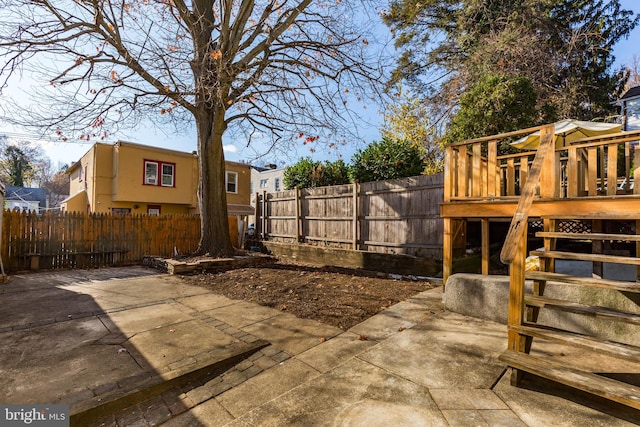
1, 210, 204, 272
255, 173, 444, 258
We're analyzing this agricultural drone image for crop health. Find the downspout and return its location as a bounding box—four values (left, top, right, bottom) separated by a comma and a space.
92, 145, 98, 213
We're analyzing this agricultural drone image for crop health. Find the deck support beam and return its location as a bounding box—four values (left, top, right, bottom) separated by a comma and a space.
481, 218, 490, 275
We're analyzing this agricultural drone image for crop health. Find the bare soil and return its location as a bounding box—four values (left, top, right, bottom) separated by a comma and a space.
180, 262, 436, 330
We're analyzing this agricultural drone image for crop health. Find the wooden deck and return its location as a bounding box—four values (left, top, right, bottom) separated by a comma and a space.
441, 126, 640, 283
442, 124, 640, 411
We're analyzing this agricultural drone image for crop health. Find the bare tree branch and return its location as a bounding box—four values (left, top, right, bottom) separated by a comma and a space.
0, 0, 387, 255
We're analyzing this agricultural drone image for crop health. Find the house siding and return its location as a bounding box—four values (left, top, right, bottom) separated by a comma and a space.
63, 141, 251, 215
624, 97, 640, 131
225, 161, 251, 206
112, 142, 197, 207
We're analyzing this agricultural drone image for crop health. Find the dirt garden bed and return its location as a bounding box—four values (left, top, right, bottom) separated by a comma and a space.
180, 261, 437, 330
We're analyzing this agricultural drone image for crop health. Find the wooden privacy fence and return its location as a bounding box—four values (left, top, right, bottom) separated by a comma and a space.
1, 210, 202, 272
255, 173, 444, 258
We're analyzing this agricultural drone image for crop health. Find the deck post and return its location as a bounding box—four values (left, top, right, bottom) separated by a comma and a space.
459, 149, 468, 198
443, 218, 452, 287
481, 218, 490, 275
567, 147, 578, 197
444, 146, 453, 201
519, 155, 529, 191
607, 144, 617, 196
506, 159, 516, 196
540, 146, 557, 198
487, 140, 497, 197
508, 221, 528, 385
472, 143, 482, 197
587, 147, 598, 196
599, 146, 606, 194
625, 142, 631, 192
592, 220, 603, 279
634, 148, 640, 196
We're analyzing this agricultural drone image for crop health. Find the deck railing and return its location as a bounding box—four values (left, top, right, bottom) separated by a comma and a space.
444, 128, 640, 203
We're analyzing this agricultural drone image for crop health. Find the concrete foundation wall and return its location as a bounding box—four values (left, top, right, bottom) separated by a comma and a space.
264, 242, 442, 277
445, 273, 640, 346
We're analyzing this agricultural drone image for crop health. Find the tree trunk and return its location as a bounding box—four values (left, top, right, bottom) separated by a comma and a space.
195, 108, 234, 256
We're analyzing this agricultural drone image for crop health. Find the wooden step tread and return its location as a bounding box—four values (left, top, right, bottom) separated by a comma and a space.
525, 271, 640, 293
524, 295, 640, 325
510, 324, 640, 362
499, 349, 640, 410
529, 250, 640, 266
536, 232, 640, 242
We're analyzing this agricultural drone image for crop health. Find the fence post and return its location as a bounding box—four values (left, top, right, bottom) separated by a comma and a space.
261, 190, 267, 240
254, 192, 260, 238
352, 181, 359, 250
295, 186, 301, 242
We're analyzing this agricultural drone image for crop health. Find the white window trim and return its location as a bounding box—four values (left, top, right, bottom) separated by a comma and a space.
161, 163, 174, 187
226, 171, 238, 194
145, 161, 158, 185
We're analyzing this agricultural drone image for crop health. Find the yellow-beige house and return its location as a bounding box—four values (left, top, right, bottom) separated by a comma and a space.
61, 140, 253, 219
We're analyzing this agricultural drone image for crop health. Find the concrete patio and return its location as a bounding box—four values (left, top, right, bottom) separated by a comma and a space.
0, 266, 638, 426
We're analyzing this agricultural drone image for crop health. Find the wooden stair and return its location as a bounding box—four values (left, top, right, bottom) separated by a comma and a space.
525, 271, 640, 293
509, 324, 640, 361
524, 295, 640, 325
500, 216, 640, 412
500, 350, 640, 410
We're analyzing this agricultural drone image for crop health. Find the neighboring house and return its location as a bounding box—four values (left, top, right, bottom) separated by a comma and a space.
619, 86, 640, 131
61, 141, 253, 218
4, 185, 48, 213
250, 163, 285, 208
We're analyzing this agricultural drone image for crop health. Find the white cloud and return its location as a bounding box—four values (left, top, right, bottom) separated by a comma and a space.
223, 144, 238, 153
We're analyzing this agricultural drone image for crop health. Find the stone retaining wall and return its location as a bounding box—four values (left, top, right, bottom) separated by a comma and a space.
143, 254, 275, 275
263, 242, 442, 277
444, 273, 640, 346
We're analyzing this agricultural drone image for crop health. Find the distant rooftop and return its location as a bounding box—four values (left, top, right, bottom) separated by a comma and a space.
4, 185, 47, 205
620, 86, 640, 100
251, 163, 282, 172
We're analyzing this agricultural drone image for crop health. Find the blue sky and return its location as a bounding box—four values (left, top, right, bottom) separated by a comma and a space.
2, 1, 640, 169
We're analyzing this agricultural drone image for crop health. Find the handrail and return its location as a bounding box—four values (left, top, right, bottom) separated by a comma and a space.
496, 151, 538, 160
500, 124, 555, 264
569, 137, 639, 149
568, 129, 640, 144
448, 124, 551, 147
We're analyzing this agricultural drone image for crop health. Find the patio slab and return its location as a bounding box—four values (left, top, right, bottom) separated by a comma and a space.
358, 312, 507, 389
2, 267, 639, 426
0, 267, 269, 426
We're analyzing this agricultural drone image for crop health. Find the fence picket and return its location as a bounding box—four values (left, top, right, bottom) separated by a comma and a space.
257, 174, 444, 258
0, 210, 214, 272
